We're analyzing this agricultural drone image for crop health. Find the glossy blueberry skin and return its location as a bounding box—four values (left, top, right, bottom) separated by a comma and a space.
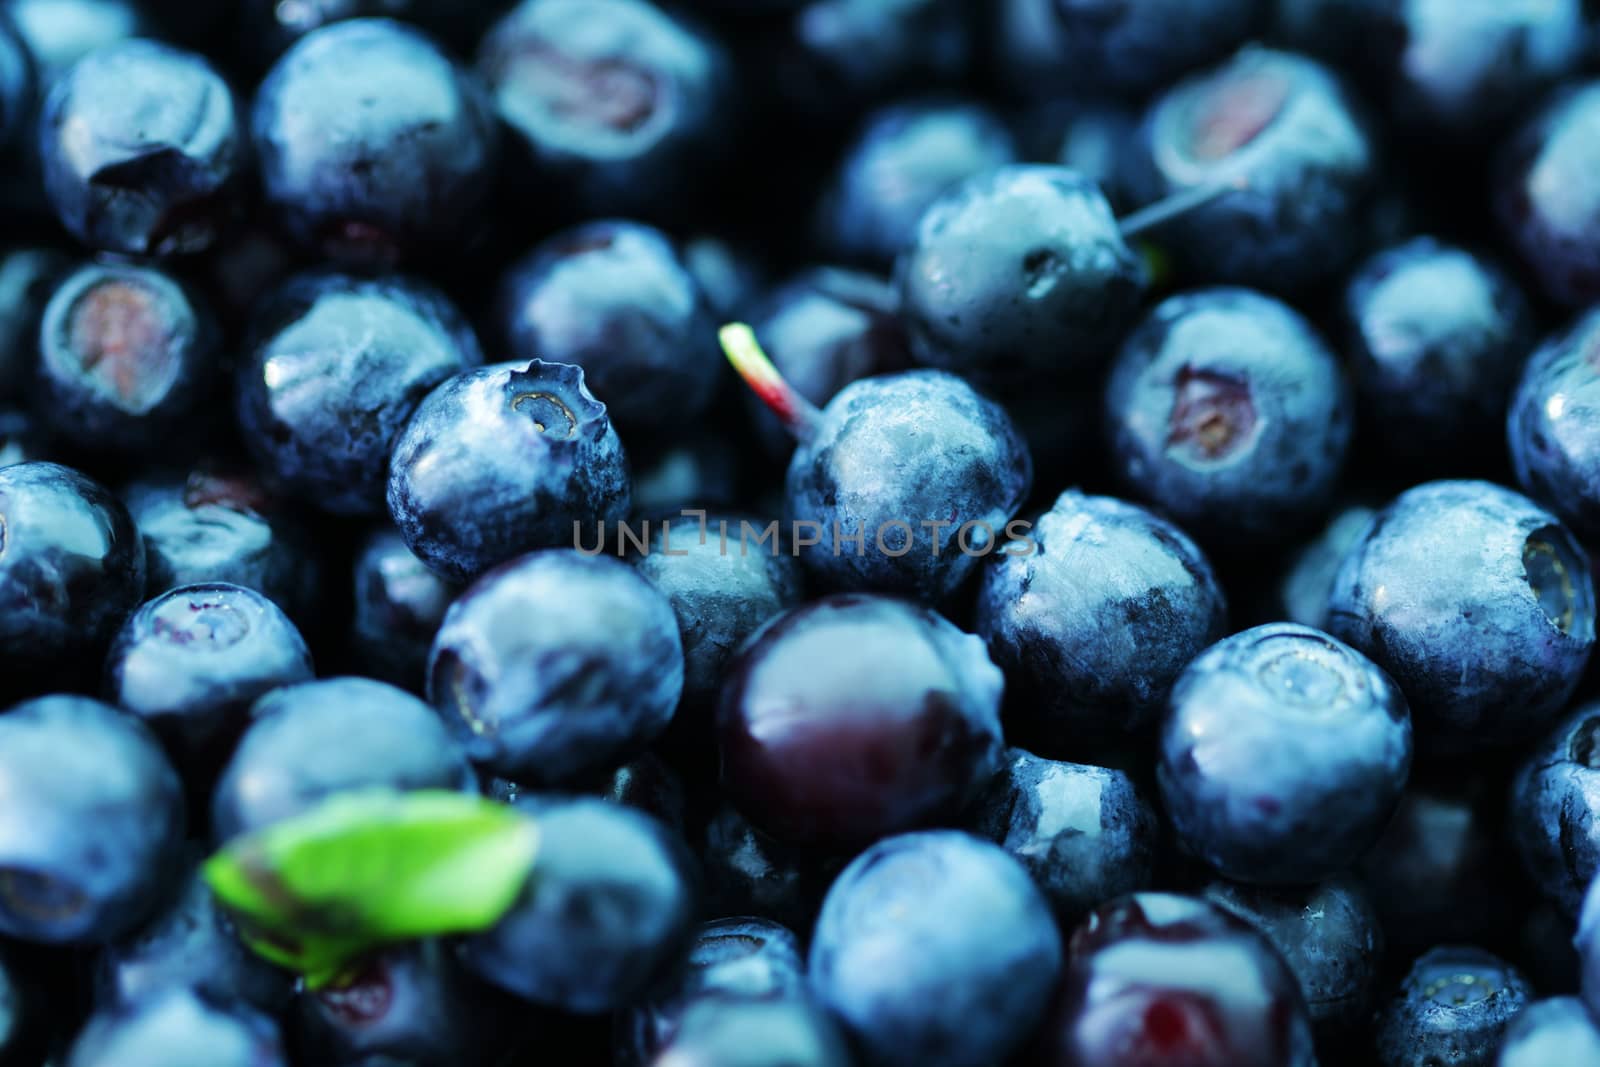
1327, 480, 1596, 755
295, 941, 513, 1067
1495, 82, 1600, 309
1131, 46, 1375, 292
816, 98, 1017, 268
0, 695, 183, 944
103, 583, 312, 781
34, 261, 217, 454
1104, 288, 1353, 546
993, 0, 1262, 99
809, 830, 1061, 1067
1040, 892, 1316, 1067
349, 526, 458, 692
1509, 705, 1600, 919
38, 40, 240, 256
963, 748, 1159, 924
699, 805, 831, 935
238, 271, 483, 517
210, 677, 476, 842
478, 0, 731, 220
1361, 778, 1520, 961
620, 917, 805, 1065
0, 247, 68, 404
1373, 946, 1532, 1067
1157, 623, 1412, 885
784, 371, 1031, 602
635, 511, 805, 714
647, 998, 851, 1067
897, 165, 1145, 387
428, 551, 684, 786
0, 462, 145, 695
2, 0, 147, 86
123, 468, 317, 622
387, 361, 631, 584
1202, 876, 1383, 1046
1274, 502, 1377, 629
742, 267, 910, 460
67, 987, 286, 1067
253, 18, 497, 267
1343, 238, 1536, 465
463, 798, 697, 1013
496, 220, 722, 433
1497, 996, 1600, 1067
94, 863, 292, 1015
978, 490, 1228, 744
719, 594, 1004, 850
1508, 308, 1600, 543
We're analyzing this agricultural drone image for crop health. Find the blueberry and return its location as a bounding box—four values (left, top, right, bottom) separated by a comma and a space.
1040, 891, 1316, 1066
897, 164, 1146, 387
210, 677, 477, 842
253, 18, 499, 267
992, 0, 1261, 99
962, 748, 1159, 924
294, 941, 516, 1067
1343, 237, 1537, 467
815, 97, 1017, 267
698, 804, 831, 935
2, 0, 148, 86
1130, 46, 1376, 291
462, 798, 697, 1013
634, 510, 805, 716
428, 550, 683, 786
1494, 81, 1600, 308
1373, 946, 1532, 1067
1581, 875, 1600, 1018
645, 997, 852, 1067
1508, 307, 1600, 543
123, 467, 318, 623
682, 234, 766, 320
348, 526, 459, 692
1202, 876, 1383, 1047
496, 220, 723, 434
38, 39, 240, 255
387, 361, 631, 583
718, 594, 1003, 850
0, 695, 183, 944
780, 371, 1032, 601
1510, 704, 1600, 918
0, 246, 68, 404
0, 461, 145, 698
94, 862, 293, 1015
478, 0, 732, 220
1362, 777, 1521, 961
1104, 287, 1353, 546
808, 830, 1061, 1067
34, 261, 217, 455
602, 752, 689, 833
103, 582, 313, 785
620, 917, 805, 1065
237, 271, 483, 517
66, 987, 286, 1067
1327, 479, 1596, 755
1272, 502, 1377, 629
238, 0, 501, 66
977, 489, 1228, 746
1496, 996, 1600, 1067
1047, 101, 1141, 211
1156, 622, 1412, 884
740, 267, 910, 460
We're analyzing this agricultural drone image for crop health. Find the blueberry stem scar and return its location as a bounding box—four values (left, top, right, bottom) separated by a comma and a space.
719, 322, 822, 442
1118, 177, 1248, 240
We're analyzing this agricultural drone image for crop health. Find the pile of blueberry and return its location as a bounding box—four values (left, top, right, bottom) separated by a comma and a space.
11, 0, 1600, 1064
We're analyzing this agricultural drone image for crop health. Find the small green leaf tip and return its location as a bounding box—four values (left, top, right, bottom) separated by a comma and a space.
202, 789, 538, 988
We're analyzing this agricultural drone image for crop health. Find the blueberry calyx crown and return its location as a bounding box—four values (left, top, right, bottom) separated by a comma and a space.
57, 274, 180, 412
1523, 527, 1588, 636
504, 360, 609, 443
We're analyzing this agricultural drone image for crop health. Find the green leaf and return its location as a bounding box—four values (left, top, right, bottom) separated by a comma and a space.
203, 789, 538, 988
